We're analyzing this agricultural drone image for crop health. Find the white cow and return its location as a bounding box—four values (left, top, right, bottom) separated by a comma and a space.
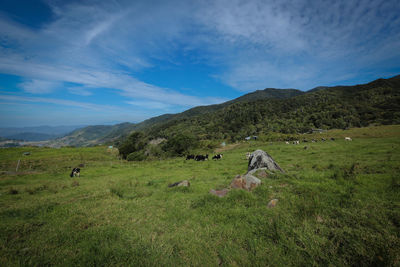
345, 137, 352, 141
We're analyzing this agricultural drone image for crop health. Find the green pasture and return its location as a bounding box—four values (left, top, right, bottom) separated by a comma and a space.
0, 125, 399, 266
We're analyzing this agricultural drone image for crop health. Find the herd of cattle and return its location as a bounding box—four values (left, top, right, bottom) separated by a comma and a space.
285, 136, 352, 144
69, 136, 354, 176
185, 154, 223, 161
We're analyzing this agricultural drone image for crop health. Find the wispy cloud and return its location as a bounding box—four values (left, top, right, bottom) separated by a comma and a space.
195, 0, 400, 90
0, 94, 115, 111
67, 85, 93, 96
126, 100, 173, 110
19, 79, 60, 94
0, 0, 399, 127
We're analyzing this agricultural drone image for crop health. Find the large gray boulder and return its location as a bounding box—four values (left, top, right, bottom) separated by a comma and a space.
247, 150, 284, 173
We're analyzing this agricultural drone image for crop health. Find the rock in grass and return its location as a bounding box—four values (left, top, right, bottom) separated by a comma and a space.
267, 199, 279, 208
209, 188, 229, 197
168, 180, 190, 187
247, 150, 284, 173
230, 174, 261, 191
252, 169, 269, 178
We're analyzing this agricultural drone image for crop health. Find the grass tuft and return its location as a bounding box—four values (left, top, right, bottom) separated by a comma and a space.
8, 187, 18, 194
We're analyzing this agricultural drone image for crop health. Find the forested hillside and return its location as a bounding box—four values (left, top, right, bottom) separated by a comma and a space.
146, 75, 400, 139
118, 75, 400, 159
50, 86, 302, 147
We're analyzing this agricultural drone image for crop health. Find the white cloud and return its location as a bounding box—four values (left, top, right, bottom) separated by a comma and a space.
19, 79, 60, 94
1, 0, 399, 99
194, 0, 400, 90
126, 100, 172, 110
67, 86, 93, 96
0, 94, 114, 111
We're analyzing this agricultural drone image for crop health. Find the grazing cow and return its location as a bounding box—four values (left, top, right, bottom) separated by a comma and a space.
330, 137, 335, 141
303, 139, 308, 143
212, 154, 223, 160
293, 140, 300, 145
186, 154, 195, 160
311, 139, 317, 143
285, 141, 289, 145
321, 138, 326, 142
195, 154, 208, 161
70, 167, 80, 177
345, 137, 352, 141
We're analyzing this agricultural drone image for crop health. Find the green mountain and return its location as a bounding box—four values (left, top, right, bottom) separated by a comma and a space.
53, 87, 300, 146
55, 75, 400, 148
138, 74, 400, 142
48, 123, 136, 147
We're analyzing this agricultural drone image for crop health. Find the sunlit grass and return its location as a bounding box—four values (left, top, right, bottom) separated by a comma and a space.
0, 125, 399, 266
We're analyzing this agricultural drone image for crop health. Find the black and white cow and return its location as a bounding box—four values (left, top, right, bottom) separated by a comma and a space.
70, 167, 80, 177
195, 154, 208, 161
212, 154, 223, 160
186, 154, 195, 160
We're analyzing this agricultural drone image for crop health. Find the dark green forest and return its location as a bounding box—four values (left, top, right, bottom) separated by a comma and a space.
116, 75, 400, 159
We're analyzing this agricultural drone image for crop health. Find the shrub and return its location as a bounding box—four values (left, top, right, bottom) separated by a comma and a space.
162, 133, 198, 156
8, 188, 18, 195
127, 151, 147, 161
118, 132, 146, 159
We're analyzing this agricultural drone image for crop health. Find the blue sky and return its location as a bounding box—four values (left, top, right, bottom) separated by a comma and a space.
0, 0, 399, 127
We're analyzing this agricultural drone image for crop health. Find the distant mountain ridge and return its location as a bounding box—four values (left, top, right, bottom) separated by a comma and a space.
5, 132, 59, 141
0, 125, 85, 141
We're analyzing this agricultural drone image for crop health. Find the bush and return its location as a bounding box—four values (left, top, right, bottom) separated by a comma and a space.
162, 133, 198, 156
127, 151, 147, 161
118, 132, 146, 159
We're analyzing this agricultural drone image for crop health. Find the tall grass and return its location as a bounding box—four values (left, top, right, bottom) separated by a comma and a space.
0, 125, 399, 266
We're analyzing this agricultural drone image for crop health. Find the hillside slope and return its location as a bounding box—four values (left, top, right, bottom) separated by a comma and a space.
53, 75, 400, 147
55, 87, 301, 146
142, 75, 400, 141
49, 123, 136, 147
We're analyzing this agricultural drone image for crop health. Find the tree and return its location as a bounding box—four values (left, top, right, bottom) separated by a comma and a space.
118, 132, 146, 159
162, 133, 198, 156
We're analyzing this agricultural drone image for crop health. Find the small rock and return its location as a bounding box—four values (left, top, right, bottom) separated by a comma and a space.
168, 180, 190, 187
209, 188, 229, 197
177, 180, 190, 187
254, 169, 268, 178
230, 174, 261, 191
267, 199, 278, 208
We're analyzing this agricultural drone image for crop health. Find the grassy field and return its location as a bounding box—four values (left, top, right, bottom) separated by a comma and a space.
1, 125, 399, 266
